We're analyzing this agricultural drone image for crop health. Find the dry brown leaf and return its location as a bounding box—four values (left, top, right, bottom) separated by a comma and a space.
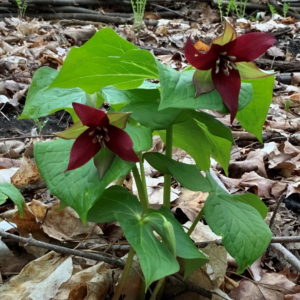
173, 189, 207, 221
268, 141, 300, 177
0, 251, 73, 300
11, 156, 42, 188
240, 171, 287, 198
230, 272, 300, 300
55, 262, 112, 300
229, 149, 267, 178
188, 221, 221, 245
62, 26, 96, 44
0, 157, 21, 169
0, 140, 25, 158
28, 200, 102, 242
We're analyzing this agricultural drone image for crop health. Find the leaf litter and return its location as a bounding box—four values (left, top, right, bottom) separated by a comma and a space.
0, 3, 300, 299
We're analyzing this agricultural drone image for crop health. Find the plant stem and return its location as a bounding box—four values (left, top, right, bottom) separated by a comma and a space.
139, 155, 149, 204
113, 247, 135, 300
187, 211, 203, 236
163, 126, 173, 208
150, 278, 165, 300
132, 165, 148, 211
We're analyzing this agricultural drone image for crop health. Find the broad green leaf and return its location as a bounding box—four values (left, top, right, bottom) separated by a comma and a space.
232, 193, 268, 219
159, 112, 232, 172
88, 186, 207, 289
122, 88, 181, 130
126, 123, 152, 152
34, 139, 133, 222
158, 63, 253, 112
0, 183, 24, 216
237, 75, 275, 141
20, 67, 86, 119
51, 28, 159, 93
204, 190, 272, 272
144, 153, 211, 192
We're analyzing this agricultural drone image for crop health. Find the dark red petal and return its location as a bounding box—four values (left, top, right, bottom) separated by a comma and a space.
105, 125, 139, 162
72, 102, 109, 128
184, 38, 221, 70
226, 32, 276, 62
66, 129, 101, 170
212, 68, 241, 122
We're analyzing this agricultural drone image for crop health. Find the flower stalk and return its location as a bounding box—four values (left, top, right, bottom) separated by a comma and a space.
163, 126, 173, 208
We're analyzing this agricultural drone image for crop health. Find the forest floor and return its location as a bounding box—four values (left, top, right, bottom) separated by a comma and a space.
0, 1, 300, 299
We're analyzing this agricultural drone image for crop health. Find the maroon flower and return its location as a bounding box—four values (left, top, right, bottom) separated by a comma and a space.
67, 103, 139, 170
184, 21, 276, 121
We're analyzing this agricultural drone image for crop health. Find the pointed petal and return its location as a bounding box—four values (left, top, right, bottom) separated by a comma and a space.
66, 129, 101, 170
184, 38, 220, 70
227, 32, 276, 62
72, 102, 109, 128
212, 68, 241, 122
193, 69, 214, 96
237, 62, 274, 79
106, 125, 139, 162
213, 20, 237, 46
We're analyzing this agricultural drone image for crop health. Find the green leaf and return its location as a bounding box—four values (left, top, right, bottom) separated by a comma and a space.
144, 153, 211, 192
159, 112, 232, 172
34, 139, 133, 222
20, 67, 86, 119
122, 88, 181, 130
125, 123, 152, 152
0, 183, 24, 216
158, 63, 253, 112
51, 28, 159, 93
88, 186, 207, 289
232, 193, 268, 219
203, 190, 272, 272
237, 75, 275, 141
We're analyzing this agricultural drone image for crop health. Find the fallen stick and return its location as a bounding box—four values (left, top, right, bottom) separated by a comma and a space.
255, 58, 300, 72
271, 243, 300, 272
0, 229, 125, 268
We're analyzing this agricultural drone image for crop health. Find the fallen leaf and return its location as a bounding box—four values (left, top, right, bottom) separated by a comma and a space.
0, 251, 73, 300
11, 156, 42, 188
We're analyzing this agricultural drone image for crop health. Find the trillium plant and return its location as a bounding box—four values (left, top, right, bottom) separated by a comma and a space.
21, 20, 276, 297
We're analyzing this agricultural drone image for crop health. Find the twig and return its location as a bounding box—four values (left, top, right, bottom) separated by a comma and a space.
0, 230, 125, 268
269, 194, 286, 229
0, 134, 54, 142
272, 236, 300, 243
270, 243, 300, 272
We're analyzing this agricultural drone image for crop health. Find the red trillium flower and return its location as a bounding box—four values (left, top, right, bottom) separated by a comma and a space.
184, 21, 276, 121
67, 103, 139, 171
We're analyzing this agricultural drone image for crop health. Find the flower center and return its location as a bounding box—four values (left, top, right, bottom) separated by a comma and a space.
215, 52, 237, 76
89, 126, 110, 147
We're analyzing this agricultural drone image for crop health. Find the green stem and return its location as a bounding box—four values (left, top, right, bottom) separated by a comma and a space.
150, 278, 165, 300
139, 156, 149, 204
113, 247, 135, 300
187, 211, 203, 236
132, 165, 148, 211
163, 126, 173, 208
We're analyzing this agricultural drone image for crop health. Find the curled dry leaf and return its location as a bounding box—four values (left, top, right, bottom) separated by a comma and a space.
240, 171, 287, 199
230, 272, 300, 300
11, 156, 42, 189
55, 262, 112, 300
0, 140, 25, 158
173, 189, 208, 221
0, 251, 73, 300
28, 199, 102, 242
268, 141, 300, 177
